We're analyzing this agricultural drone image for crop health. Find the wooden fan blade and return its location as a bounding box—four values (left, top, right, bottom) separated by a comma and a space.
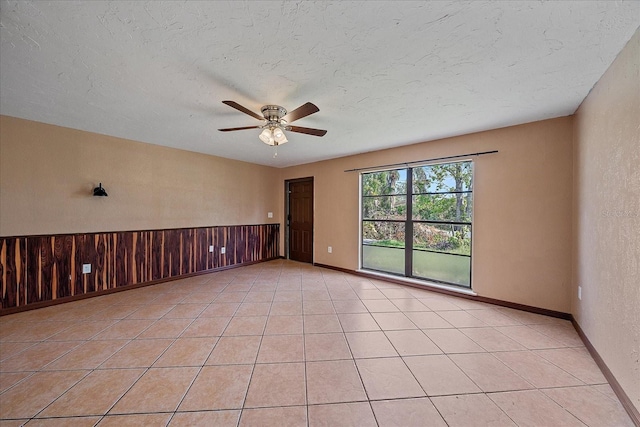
282, 102, 319, 123
222, 100, 264, 121
218, 126, 261, 132
288, 126, 327, 137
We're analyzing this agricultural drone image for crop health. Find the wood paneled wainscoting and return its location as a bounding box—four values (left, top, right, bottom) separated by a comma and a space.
0, 224, 279, 314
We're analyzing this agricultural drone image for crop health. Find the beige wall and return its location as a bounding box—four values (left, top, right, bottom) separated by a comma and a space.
280, 116, 574, 313
573, 29, 640, 410
0, 116, 281, 237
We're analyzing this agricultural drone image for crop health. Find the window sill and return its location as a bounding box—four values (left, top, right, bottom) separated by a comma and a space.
355, 269, 478, 296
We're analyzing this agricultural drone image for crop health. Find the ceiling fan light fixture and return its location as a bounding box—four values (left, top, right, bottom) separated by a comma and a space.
259, 128, 275, 145
272, 127, 288, 144
272, 127, 284, 139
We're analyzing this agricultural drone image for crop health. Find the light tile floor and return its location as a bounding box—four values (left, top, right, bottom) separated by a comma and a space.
0, 260, 633, 426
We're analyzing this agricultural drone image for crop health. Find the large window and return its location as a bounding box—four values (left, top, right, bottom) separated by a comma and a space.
361, 161, 473, 288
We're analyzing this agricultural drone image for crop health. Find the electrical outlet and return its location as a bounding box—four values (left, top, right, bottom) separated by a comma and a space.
209, 245, 214, 253
268, 212, 273, 218
221, 247, 226, 254
328, 246, 332, 253
578, 286, 582, 300
82, 264, 91, 274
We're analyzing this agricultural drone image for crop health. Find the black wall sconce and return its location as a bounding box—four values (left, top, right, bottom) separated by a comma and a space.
93, 183, 108, 197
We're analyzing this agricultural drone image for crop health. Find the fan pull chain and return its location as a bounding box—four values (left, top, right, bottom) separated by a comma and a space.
273, 145, 278, 158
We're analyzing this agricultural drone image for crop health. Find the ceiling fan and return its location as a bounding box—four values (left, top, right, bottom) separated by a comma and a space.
218, 101, 327, 146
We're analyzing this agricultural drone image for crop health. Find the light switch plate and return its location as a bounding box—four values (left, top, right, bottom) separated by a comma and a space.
328, 246, 332, 253
268, 212, 273, 218
82, 264, 91, 274
221, 247, 226, 254
209, 245, 214, 253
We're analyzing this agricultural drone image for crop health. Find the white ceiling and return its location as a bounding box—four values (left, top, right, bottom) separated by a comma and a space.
1, 1, 638, 167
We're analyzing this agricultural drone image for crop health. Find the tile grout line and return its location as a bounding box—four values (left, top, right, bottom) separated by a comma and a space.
237, 270, 278, 423
340, 292, 378, 425
369, 282, 499, 427
337, 272, 382, 427
302, 272, 311, 427
89, 275, 228, 424
0, 260, 630, 425
142, 296, 230, 426
2, 303, 155, 420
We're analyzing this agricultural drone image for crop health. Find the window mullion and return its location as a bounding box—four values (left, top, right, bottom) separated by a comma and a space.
405, 167, 413, 277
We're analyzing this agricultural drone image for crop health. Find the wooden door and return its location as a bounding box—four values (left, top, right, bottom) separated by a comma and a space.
288, 178, 314, 263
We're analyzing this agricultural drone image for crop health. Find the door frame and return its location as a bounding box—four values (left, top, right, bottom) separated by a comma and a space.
285, 177, 314, 262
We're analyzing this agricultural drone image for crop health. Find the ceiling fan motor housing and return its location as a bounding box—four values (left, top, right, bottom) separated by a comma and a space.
261, 105, 287, 121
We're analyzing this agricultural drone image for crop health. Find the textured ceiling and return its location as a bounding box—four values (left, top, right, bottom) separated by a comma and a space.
1, 1, 639, 167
